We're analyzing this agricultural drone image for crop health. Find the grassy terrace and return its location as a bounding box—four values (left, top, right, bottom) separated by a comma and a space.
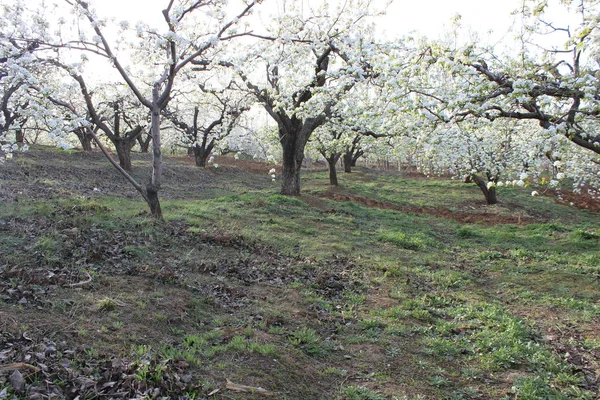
1, 148, 599, 399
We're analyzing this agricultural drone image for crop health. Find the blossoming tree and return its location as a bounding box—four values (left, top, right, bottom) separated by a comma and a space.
413, 0, 600, 194
228, 0, 386, 195
3, 0, 260, 217
163, 77, 250, 167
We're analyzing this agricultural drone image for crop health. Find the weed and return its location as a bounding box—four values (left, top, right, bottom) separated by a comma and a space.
112, 321, 124, 330
570, 229, 599, 240
96, 297, 117, 312
377, 231, 428, 250
340, 386, 386, 400
268, 325, 286, 335
456, 226, 479, 238
428, 374, 451, 388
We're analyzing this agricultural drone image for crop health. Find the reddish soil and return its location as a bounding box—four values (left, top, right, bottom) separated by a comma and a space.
548, 188, 600, 212
316, 191, 541, 225
178, 154, 279, 175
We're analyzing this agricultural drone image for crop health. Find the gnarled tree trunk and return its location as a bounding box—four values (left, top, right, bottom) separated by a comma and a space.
469, 174, 498, 205
114, 139, 135, 171
192, 139, 215, 167
137, 133, 152, 153
146, 184, 162, 219
80, 134, 93, 151
74, 127, 94, 151
279, 124, 310, 196
343, 147, 363, 173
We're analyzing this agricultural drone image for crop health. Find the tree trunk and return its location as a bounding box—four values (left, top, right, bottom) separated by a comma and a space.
114, 139, 133, 171
351, 151, 362, 167
137, 133, 152, 153
470, 174, 498, 205
343, 151, 352, 173
280, 129, 305, 196
145, 184, 162, 219
75, 128, 94, 151
148, 85, 163, 219
193, 145, 209, 167
343, 148, 363, 172
15, 129, 24, 144
80, 134, 93, 151
326, 154, 341, 186
192, 140, 214, 168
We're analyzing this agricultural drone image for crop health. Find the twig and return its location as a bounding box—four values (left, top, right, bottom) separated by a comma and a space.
0, 363, 40, 373
67, 271, 93, 287
225, 379, 276, 396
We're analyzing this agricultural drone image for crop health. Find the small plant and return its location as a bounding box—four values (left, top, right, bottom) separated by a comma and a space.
267, 325, 286, 335
96, 297, 117, 311
289, 327, 320, 346
289, 327, 329, 356
359, 318, 387, 331
570, 229, 599, 240
340, 386, 386, 400
227, 335, 248, 352
456, 226, 478, 238
429, 375, 451, 388
154, 312, 168, 321
377, 231, 427, 251
84, 346, 98, 358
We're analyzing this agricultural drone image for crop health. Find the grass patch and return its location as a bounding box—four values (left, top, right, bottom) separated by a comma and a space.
1, 149, 599, 399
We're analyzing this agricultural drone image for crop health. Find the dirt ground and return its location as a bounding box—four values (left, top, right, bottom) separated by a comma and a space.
2, 148, 597, 222
1, 148, 599, 399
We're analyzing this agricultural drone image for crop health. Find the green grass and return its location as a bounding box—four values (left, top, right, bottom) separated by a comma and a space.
1, 150, 599, 399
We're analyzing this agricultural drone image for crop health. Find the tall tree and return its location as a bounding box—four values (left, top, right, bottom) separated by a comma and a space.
226, 0, 385, 195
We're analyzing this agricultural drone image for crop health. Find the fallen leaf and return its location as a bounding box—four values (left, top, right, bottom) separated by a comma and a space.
9, 370, 25, 392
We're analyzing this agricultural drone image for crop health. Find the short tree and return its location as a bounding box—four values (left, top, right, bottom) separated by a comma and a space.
163, 80, 249, 167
